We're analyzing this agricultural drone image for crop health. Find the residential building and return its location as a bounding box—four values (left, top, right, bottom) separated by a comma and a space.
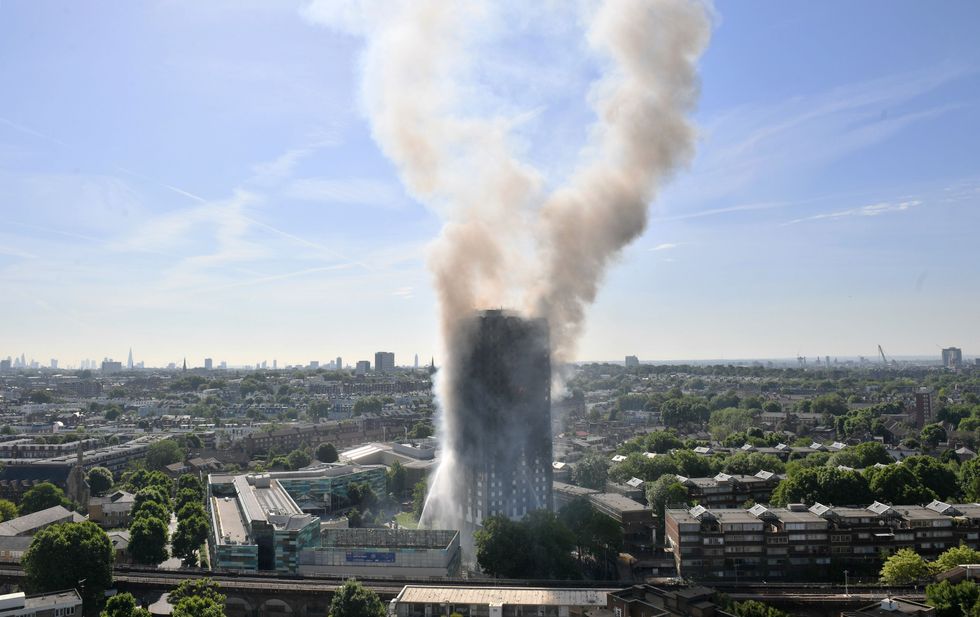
665, 500, 980, 581
0, 590, 82, 617
914, 387, 936, 428
204, 358, 213, 370
942, 347, 963, 369
88, 490, 136, 528
374, 352, 395, 372
451, 310, 552, 525
675, 470, 781, 509
355, 361, 371, 376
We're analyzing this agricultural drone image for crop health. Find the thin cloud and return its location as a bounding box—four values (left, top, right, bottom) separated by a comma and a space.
284, 177, 404, 208
783, 200, 922, 225
649, 242, 681, 251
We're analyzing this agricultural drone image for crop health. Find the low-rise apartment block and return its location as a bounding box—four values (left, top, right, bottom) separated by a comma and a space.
665, 500, 980, 581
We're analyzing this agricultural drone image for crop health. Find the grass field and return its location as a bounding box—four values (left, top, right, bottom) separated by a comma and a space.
394, 512, 419, 529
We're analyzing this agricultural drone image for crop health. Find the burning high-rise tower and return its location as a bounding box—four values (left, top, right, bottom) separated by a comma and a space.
428, 310, 552, 529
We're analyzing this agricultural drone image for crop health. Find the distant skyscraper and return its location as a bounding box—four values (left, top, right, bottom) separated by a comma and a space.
219, 361, 227, 369
942, 347, 963, 369
374, 351, 395, 372
50, 359, 58, 369
310, 360, 320, 369
273, 359, 277, 370
414, 353, 419, 369
101, 359, 122, 373
336, 356, 343, 371
127, 348, 133, 370
625, 355, 639, 368
355, 360, 371, 376
204, 358, 213, 370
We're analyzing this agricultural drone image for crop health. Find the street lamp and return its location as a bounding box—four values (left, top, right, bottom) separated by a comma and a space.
844, 570, 850, 597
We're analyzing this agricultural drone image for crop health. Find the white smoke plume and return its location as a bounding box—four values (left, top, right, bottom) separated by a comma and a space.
305, 0, 711, 531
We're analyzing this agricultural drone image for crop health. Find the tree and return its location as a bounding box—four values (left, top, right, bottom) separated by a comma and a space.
28, 390, 54, 404
865, 465, 936, 505
770, 467, 872, 507
920, 423, 948, 450
708, 407, 757, 440
386, 461, 407, 498
412, 479, 427, 519
646, 474, 690, 526
880, 548, 931, 585
475, 515, 531, 578
573, 452, 610, 489
926, 580, 980, 617
126, 469, 173, 494
287, 449, 311, 470
169, 579, 225, 605
145, 440, 184, 471
170, 579, 226, 617
407, 421, 433, 439
732, 600, 790, 617
961, 458, 980, 501
811, 393, 848, 416
172, 506, 209, 564
87, 467, 114, 496
101, 593, 151, 617
644, 430, 683, 454
721, 452, 785, 475
19, 482, 71, 515
128, 516, 169, 565
352, 397, 384, 416
329, 579, 385, 617
0, 499, 18, 522
933, 545, 980, 574
316, 442, 338, 463
177, 474, 204, 498
23, 521, 113, 615
827, 442, 892, 469
903, 456, 960, 502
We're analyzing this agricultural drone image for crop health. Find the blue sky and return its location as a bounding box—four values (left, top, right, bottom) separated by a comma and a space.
0, 0, 978, 367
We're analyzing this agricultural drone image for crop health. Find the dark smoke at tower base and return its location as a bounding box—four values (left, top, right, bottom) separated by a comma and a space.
420, 310, 552, 540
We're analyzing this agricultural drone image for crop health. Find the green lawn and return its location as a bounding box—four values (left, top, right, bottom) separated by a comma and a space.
394, 512, 419, 529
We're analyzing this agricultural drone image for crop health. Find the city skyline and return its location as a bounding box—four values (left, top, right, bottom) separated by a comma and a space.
1, 2, 978, 365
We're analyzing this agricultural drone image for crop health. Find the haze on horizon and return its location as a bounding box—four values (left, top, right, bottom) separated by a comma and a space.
1, 1, 978, 368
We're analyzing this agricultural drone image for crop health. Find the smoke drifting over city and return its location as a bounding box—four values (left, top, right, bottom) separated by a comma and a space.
306, 0, 711, 532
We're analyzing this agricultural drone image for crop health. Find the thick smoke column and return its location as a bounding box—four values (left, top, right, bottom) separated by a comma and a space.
304, 0, 711, 533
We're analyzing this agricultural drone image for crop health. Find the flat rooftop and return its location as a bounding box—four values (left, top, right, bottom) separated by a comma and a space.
396, 587, 609, 607
212, 496, 250, 545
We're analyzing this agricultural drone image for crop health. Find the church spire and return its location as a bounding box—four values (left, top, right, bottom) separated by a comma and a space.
182, 357, 187, 372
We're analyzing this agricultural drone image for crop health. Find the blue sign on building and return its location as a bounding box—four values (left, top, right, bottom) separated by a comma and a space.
346, 551, 396, 563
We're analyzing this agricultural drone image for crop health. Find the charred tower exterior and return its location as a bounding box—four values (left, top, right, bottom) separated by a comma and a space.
453, 310, 552, 526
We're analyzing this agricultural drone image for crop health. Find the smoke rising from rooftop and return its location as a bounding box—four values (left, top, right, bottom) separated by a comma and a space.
305, 0, 711, 532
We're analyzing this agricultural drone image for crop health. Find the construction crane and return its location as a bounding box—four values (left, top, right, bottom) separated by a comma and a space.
878, 345, 889, 365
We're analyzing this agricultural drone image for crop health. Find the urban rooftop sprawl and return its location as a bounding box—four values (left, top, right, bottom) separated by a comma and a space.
0, 346, 978, 615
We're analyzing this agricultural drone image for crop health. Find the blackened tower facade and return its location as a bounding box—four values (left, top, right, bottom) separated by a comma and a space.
453, 310, 552, 525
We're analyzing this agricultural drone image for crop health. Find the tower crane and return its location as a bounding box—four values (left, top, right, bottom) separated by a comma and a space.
878, 345, 889, 365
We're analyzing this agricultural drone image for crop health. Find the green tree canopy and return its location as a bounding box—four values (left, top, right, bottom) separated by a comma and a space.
412, 479, 427, 519
0, 499, 17, 522
101, 593, 151, 617
707, 407, 757, 441
128, 515, 169, 565
880, 548, 931, 585
329, 579, 385, 617
864, 465, 937, 505
19, 482, 72, 515
770, 467, 872, 507
316, 442, 339, 463
145, 439, 184, 471
23, 521, 113, 615
287, 449, 311, 470
925, 580, 980, 617
933, 545, 980, 574
573, 451, 610, 489
170, 579, 226, 617
732, 600, 791, 617
87, 467, 114, 496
